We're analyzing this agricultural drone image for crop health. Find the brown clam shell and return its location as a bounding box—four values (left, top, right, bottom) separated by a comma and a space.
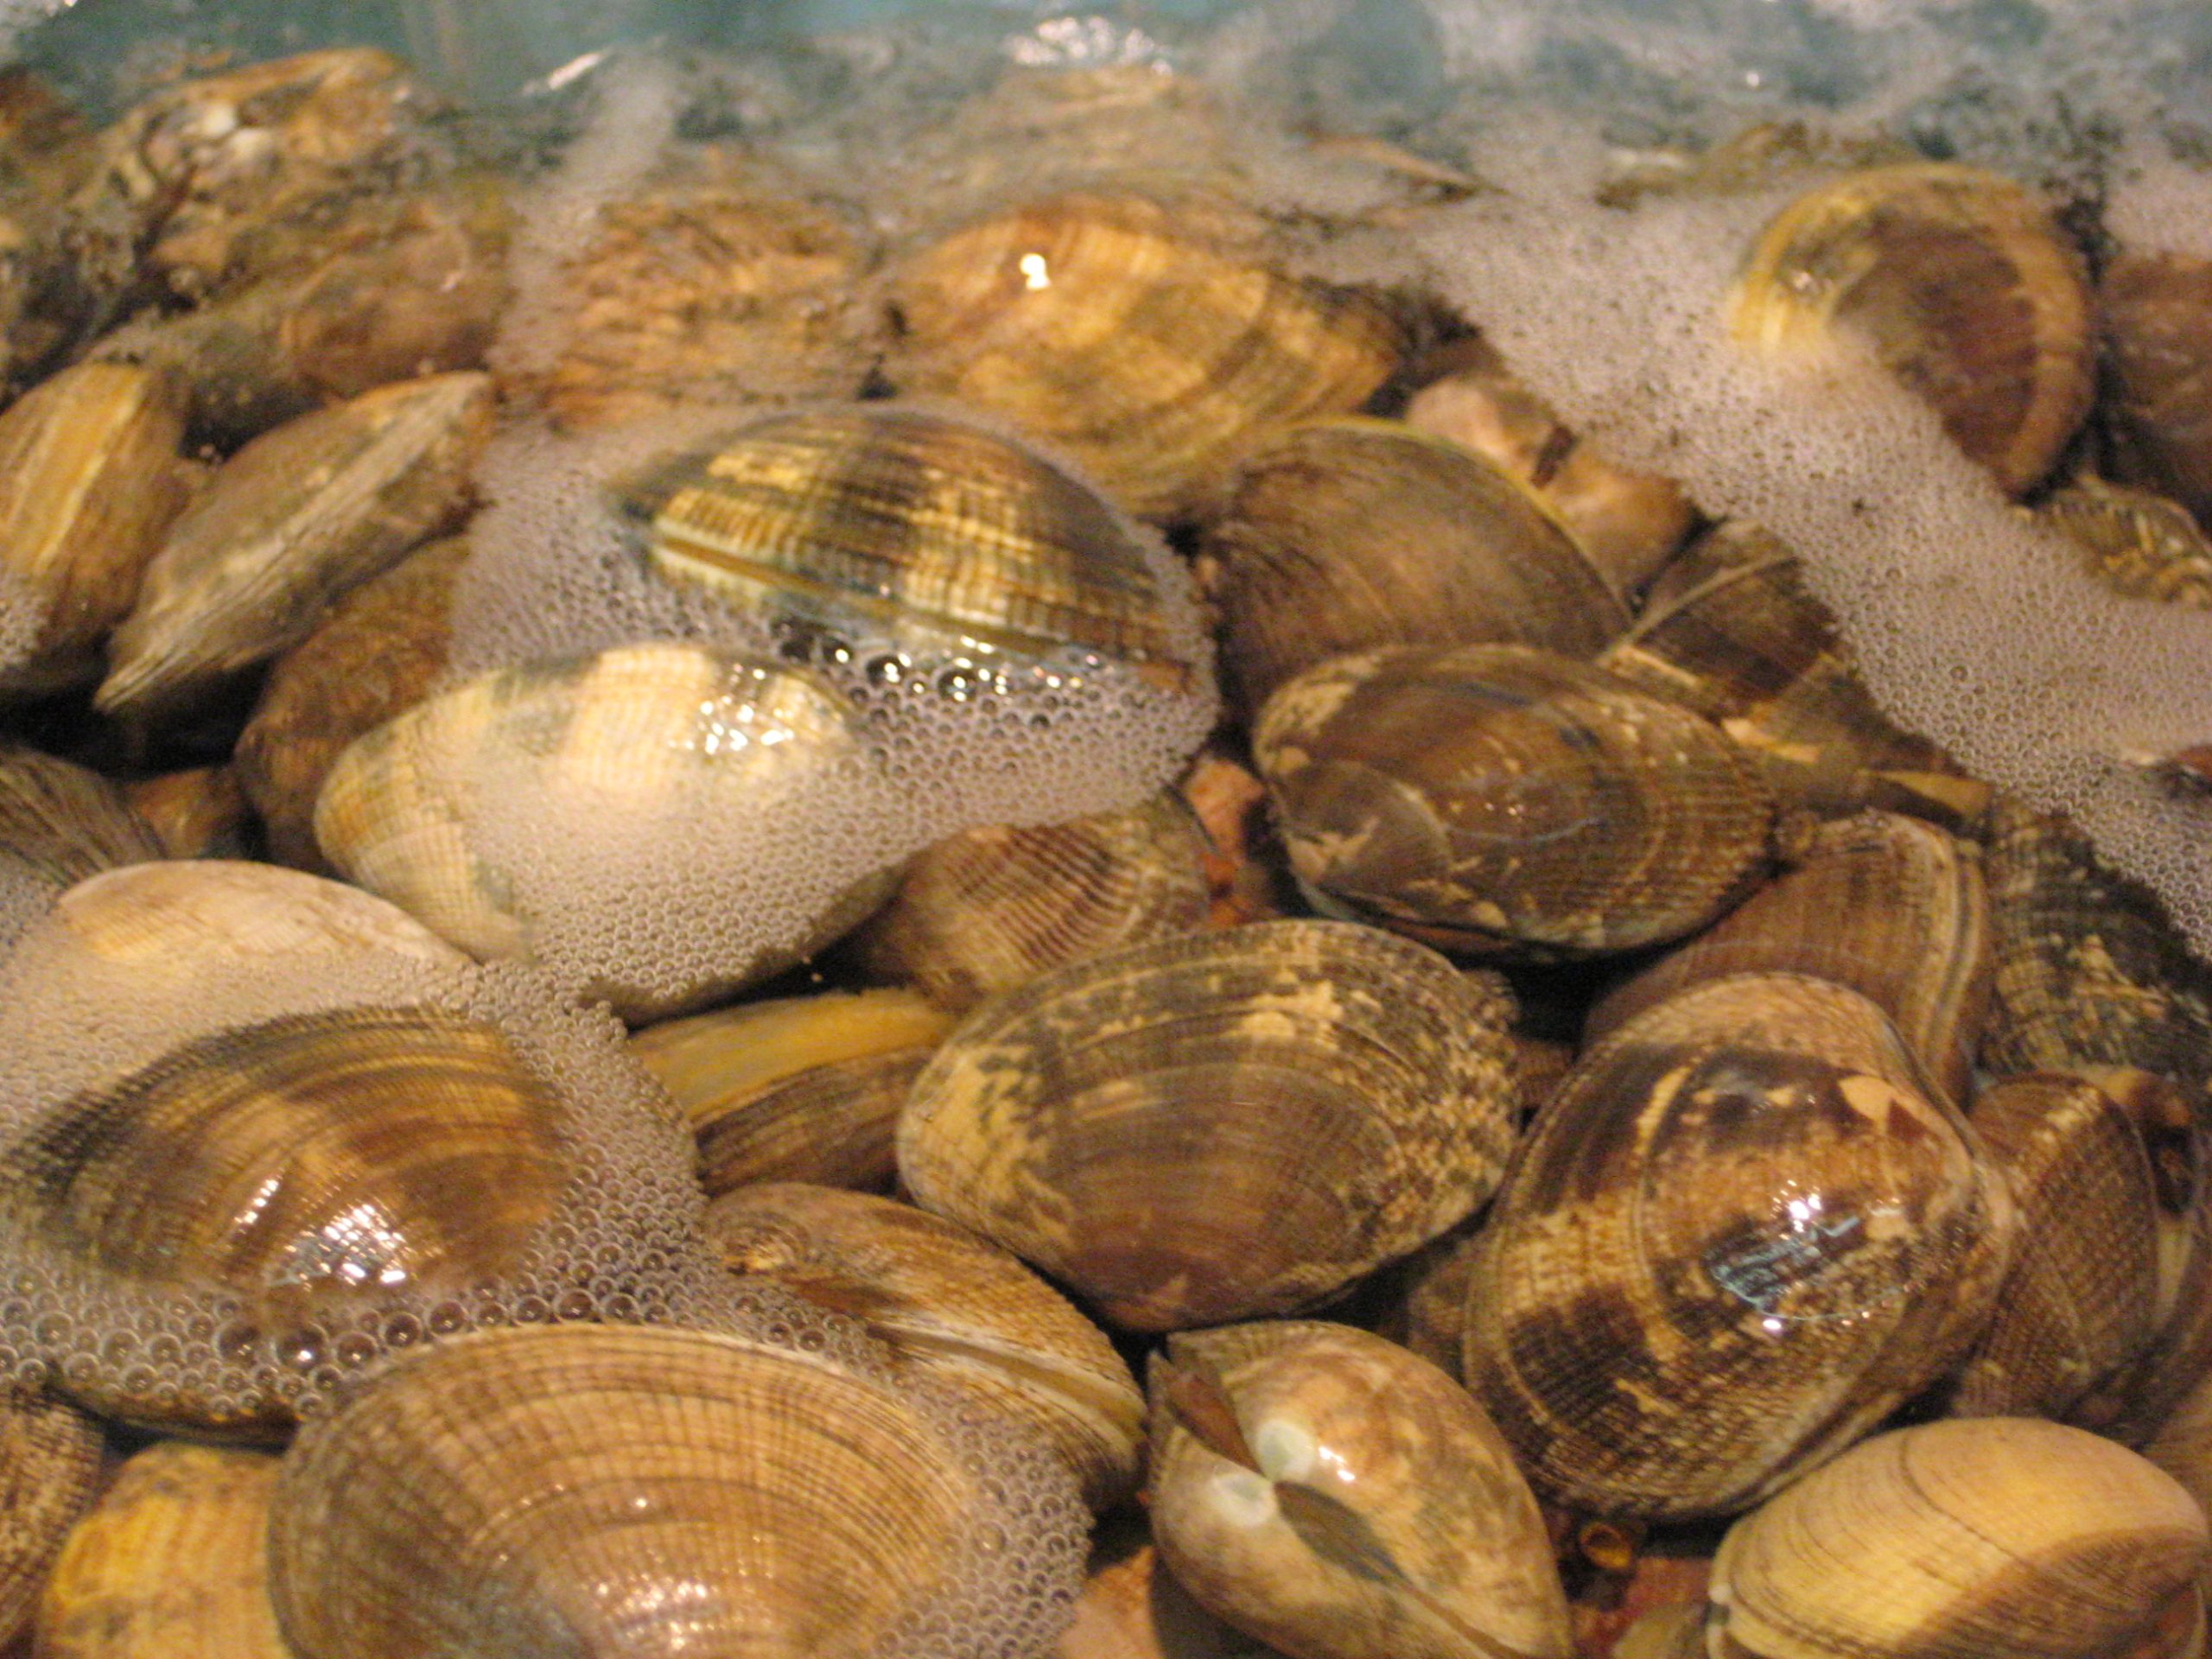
0, 741, 162, 893
1462, 972, 2017, 1520
1254, 644, 1774, 960
704, 1181, 1145, 1511
1728, 162, 2094, 497
2101, 249, 2212, 527
0, 1387, 102, 1649
2036, 474, 2212, 608
1587, 810, 1990, 1103
1201, 416, 1630, 721
124, 766, 253, 861
898, 919, 1520, 1332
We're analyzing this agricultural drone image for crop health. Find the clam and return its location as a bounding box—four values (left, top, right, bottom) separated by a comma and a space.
2035, 474, 2212, 608
1728, 162, 2095, 497
887, 190, 1406, 520
855, 791, 1213, 1011
1253, 644, 1775, 960
124, 765, 253, 860
0, 1387, 103, 1649
96, 372, 494, 723
0, 71, 97, 388
0, 740, 163, 893
35, 1441, 289, 1659
1058, 1535, 1284, 1659
1199, 416, 1630, 721
703, 1180, 1146, 1510
1461, 972, 2017, 1520
313, 639, 901, 1021
898, 918, 1519, 1331
1586, 810, 1990, 1103
1147, 1321, 1572, 1659
2101, 249, 2212, 527
1597, 518, 1990, 829
1707, 1418, 2209, 1659
0, 362, 194, 697
1370, 1223, 1481, 1382
268, 1321, 1088, 1659
233, 534, 467, 872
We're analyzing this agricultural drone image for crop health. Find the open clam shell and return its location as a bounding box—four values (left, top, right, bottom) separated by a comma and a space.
898, 918, 1519, 1332
0, 1387, 103, 1649
269, 1321, 1088, 1659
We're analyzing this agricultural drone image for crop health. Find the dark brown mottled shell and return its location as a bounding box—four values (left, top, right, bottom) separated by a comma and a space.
1201, 417, 1630, 721
124, 766, 253, 861
2101, 250, 2212, 527
898, 919, 1519, 1332
1254, 644, 1774, 960
0, 1387, 102, 1649
2036, 475, 2212, 607
1462, 972, 2016, 1520
1729, 162, 2094, 497
1599, 519, 1990, 829
1588, 810, 1990, 1103
0, 740, 162, 892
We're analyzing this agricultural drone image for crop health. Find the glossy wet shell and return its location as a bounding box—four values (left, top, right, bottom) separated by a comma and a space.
35, 1442, 289, 1659
1202, 417, 1630, 720
0, 1004, 570, 1434
622, 404, 1194, 683
898, 919, 1519, 1331
1462, 972, 2016, 1520
269, 1322, 1087, 1659
1707, 1419, 2209, 1659
1728, 162, 2094, 497
1255, 644, 1774, 959
1148, 1321, 1572, 1659
2101, 250, 2212, 526
704, 1181, 1145, 1510
889, 191, 1405, 520
0, 740, 162, 892
0, 1387, 102, 1648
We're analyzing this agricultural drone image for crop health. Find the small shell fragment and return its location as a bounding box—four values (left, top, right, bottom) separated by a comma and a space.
2036, 474, 2212, 608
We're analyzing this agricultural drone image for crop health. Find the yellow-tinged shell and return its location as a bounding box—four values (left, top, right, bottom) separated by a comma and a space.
1147, 1321, 1571, 1659
888, 191, 1405, 521
1727, 162, 2094, 497
1462, 972, 2017, 1520
96, 372, 494, 722
2101, 249, 2212, 527
620, 404, 1197, 688
0, 741, 162, 893
2036, 474, 2212, 607
268, 1321, 1088, 1659
0, 1387, 102, 1649
1254, 644, 1775, 960
35, 1442, 289, 1659
855, 791, 1213, 1011
1587, 810, 1990, 1103
1201, 417, 1630, 721
123, 765, 252, 861
704, 1181, 1145, 1511
1707, 1419, 2209, 1659
898, 918, 1520, 1332
0, 362, 193, 696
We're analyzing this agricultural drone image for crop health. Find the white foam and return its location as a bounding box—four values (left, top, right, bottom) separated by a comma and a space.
2107, 143, 2212, 263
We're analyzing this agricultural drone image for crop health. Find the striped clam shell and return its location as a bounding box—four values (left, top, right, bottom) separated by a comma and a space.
0, 1388, 102, 1649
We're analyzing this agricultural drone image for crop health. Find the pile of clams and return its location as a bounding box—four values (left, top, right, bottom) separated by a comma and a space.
0, 25, 2209, 1659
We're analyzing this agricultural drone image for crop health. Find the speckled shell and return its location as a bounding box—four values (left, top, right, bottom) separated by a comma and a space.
124, 765, 252, 861
888, 191, 1405, 520
1254, 644, 1774, 960
1147, 1321, 1571, 1659
899, 919, 1520, 1332
268, 1322, 1088, 1659
0, 1004, 571, 1435
234, 534, 465, 871
2036, 474, 2212, 607
0, 740, 162, 892
97, 372, 493, 722
2101, 249, 2212, 527
622, 404, 1197, 687
855, 791, 1213, 1011
35, 1442, 289, 1659
1462, 972, 2017, 1520
1599, 519, 1990, 829
1729, 162, 2094, 497
1201, 417, 1630, 721
1707, 1419, 2208, 1659
0, 1387, 102, 1649
704, 1182, 1145, 1511
1588, 811, 1990, 1103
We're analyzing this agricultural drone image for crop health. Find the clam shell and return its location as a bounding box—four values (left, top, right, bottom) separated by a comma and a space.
0, 740, 162, 893
0, 1387, 102, 1649
1148, 1321, 1570, 1659
2036, 474, 2212, 608
1058, 1535, 1285, 1659
96, 372, 493, 722
233, 534, 466, 872
1708, 1419, 2209, 1659
1728, 162, 2094, 497
1587, 810, 1990, 1103
898, 918, 1519, 1331
888, 191, 1405, 520
1201, 416, 1630, 721
2101, 249, 2212, 527
1254, 644, 1774, 959
35, 1442, 288, 1659
124, 765, 253, 860
269, 1322, 1088, 1659
1462, 972, 2017, 1520
704, 1181, 1146, 1510
855, 791, 1213, 1011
